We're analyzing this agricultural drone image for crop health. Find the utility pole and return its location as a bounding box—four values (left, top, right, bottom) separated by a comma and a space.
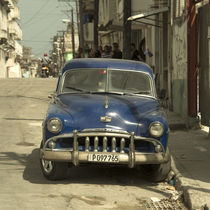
187, 0, 198, 117
79, 0, 84, 55
123, 0, 131, 59
208, 3, 210, 139
75, 0, 80, 47
58, 0, 76, 58
71, 9, 75, 58
198, 2, 210, 138
94, 0, 99, 51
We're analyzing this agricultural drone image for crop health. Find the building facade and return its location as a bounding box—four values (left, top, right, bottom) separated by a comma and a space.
0, 0, 22, 78
78, 0, 210, 126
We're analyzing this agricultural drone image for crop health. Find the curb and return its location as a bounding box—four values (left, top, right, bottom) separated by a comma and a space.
171, 156, 209, 210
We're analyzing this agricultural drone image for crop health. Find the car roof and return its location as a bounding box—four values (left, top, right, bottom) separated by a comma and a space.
62, 58, 153, 77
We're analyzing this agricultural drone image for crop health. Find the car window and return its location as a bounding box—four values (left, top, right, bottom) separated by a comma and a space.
62, 69, 107, 93
108, 70, 152, 95
61, 69, 153, 96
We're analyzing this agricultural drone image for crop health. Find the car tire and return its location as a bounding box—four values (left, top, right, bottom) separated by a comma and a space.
39, 141, 68, 180
141, 149, 171, 182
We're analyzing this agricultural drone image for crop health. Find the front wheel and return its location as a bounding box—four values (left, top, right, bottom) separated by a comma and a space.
40, 158, 68, 180
141, 153, 171, 182
39, 141, 68, 180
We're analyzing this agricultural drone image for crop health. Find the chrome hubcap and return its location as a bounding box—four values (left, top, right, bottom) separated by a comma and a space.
41, 159, 53, 174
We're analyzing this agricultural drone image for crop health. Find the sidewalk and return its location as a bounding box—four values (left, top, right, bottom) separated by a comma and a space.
166, 110, 210, 209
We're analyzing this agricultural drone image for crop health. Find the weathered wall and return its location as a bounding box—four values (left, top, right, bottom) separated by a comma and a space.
0, 50, 6, 78
171, 19, 188, 117
131, 0, 154, 15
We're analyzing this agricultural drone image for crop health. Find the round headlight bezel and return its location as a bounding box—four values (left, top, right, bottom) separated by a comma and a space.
47, 118, 62, 133
149, 121, 164, 137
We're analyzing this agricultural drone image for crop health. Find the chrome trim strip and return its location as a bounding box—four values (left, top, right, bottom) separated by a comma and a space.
72, 130, 79, 166
105, 95, 109, 109
78, 133, 131, 138
129, 132, 135, 168
81, 128, 129, 134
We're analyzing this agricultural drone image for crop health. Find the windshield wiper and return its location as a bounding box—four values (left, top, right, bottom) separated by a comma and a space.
91, 91, 124, 95
123, 91, 151, 96
134, 91, 151, 95
65, 86, 91, 93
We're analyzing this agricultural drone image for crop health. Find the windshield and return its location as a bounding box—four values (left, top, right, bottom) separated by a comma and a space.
61, 68, 154, 96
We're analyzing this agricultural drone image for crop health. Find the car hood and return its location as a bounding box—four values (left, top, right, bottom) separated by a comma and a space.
55, 93, 164, 134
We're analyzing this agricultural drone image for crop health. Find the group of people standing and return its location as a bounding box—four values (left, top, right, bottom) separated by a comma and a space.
86, 42, 122, 59
76, 42, 148, 62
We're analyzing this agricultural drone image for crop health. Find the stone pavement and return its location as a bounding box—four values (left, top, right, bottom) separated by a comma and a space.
166, 110, 210, 209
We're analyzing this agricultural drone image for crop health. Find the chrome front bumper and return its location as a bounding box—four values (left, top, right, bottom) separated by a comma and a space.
40, 129, 170, 168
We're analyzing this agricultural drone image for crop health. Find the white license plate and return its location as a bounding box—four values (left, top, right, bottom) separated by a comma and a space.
88, 154, 119, 163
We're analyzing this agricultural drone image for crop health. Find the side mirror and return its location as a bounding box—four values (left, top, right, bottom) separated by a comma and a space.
48, 92, 57, 99
48, 94, 53, 99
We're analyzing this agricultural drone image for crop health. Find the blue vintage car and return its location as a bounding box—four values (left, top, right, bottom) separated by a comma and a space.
40, 58, 171, 181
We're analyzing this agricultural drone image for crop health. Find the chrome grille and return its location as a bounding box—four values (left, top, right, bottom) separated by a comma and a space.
82, 136, 129, 153
94, 137, 99, 152
103, 137, 107, 152
85, 137, 89, 152
120, 138, 125, 153
56, 133, 156, 153
112, 137, 116, 152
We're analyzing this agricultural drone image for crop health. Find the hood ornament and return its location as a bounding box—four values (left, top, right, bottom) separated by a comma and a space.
100, 116, 112, 123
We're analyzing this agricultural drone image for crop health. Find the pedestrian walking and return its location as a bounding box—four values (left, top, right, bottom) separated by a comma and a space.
110, 43, 122, 59
131, 43, 142, 61
87, 48, 101, 58
75, 47, 83, 58
102, 45, 111, 58
94, 50, 101, 58
98, 45, 103, 56
88, 48, 95, 58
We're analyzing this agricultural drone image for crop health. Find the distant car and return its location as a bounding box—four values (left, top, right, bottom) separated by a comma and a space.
40, 58, 171, 181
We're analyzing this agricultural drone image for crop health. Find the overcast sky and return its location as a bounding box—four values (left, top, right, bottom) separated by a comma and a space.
18, 0, 75, 58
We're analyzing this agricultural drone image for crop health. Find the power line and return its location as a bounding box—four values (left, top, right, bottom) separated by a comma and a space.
29, 17, 66, 40
22, 40, 51, 43
22, 0, 51, 26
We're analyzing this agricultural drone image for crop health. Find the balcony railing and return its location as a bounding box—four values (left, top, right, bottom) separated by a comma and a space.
8, 21, 22, 40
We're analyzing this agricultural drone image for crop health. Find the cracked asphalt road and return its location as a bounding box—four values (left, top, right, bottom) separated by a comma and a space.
0, 78, 186, 210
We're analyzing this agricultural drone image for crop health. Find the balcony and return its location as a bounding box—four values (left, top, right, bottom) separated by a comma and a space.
0, 4, 8, 39
99, 0, 122, 32
15, 40, 23, 56
8, 21, 22, 40
0, 30, 8, 41
8, 5, 20, 20
2, 0, 14, 10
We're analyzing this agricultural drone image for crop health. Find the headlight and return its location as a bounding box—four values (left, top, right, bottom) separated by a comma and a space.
47, 118, 62, 133
149, 121, 164, 137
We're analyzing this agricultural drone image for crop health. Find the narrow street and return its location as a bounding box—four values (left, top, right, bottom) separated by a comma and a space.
0, 78, 186, 210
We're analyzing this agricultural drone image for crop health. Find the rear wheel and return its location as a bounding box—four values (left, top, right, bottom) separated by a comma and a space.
40, 141, 68, 180
141, 150, 171, 182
